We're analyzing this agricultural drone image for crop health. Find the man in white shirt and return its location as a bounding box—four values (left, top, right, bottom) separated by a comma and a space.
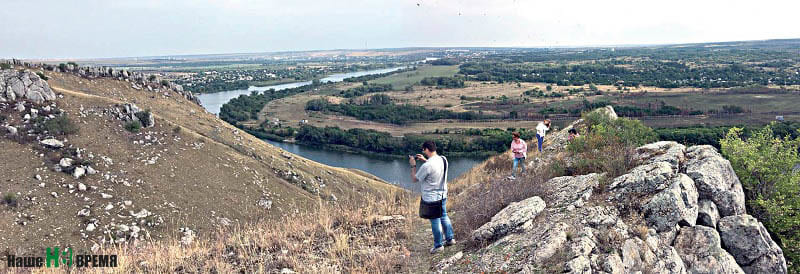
410, 141, 455, 254
536, 119, 551, 152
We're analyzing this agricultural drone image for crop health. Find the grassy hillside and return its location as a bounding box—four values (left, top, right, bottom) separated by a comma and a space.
0, 67, 408, 271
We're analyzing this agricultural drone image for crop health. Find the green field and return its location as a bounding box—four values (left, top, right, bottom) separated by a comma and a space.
615, 92, 800, 113
369, 65, 459, 87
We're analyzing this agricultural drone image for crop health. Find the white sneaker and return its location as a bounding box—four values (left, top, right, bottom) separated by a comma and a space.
445, 239, 456, 246
430, 246, 444, 254
507, 176, 516, 180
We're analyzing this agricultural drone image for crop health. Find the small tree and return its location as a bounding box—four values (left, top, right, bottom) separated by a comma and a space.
125, 120, 143, 133
721, 124, 800, 271
42, 115, 79, 135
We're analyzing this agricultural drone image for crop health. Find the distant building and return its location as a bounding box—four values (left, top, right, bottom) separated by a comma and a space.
776, 116, 785, 121
299, 119, 308, 125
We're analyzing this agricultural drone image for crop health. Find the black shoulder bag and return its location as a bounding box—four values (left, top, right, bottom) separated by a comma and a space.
419, 156, 448, 219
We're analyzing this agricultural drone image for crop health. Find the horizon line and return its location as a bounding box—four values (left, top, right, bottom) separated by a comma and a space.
13, 37, 800, 62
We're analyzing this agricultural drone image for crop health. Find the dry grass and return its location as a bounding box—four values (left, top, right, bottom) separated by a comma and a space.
28, 189, 415, 273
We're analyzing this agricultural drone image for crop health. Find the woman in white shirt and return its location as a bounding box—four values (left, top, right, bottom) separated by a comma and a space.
535, 119, 551, 152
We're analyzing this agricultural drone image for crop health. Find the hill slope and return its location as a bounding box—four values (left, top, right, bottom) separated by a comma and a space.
1, 63, 401, 257
421, 107, 789, 273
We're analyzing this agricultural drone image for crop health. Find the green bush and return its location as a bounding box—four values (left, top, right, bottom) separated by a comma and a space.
1, 63, 12, 70
36, 71, 49, 80
3, 193, 17, 207
124, 120, 143, 133
721, 124, 800, 272
42, 115, 79, 135
566, 111, 656, 178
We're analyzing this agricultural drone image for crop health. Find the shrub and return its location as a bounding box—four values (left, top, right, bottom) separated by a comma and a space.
42, 115, 79, 135
721, 124, 800, 272
1, 63, 12, 70
3, 193, 17, 207
36, 71, 49, 80
125, 120, 143, 133
566, 111, 655, 179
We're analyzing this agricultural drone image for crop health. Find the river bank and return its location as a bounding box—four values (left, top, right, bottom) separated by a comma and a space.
196, 66, 490, 187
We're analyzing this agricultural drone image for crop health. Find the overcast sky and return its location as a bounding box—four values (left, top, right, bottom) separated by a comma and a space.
2, 0, 798, 59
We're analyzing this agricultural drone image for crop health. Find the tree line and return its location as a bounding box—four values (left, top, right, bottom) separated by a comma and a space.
294, 125, 534, 156
459, 61, 800, 88
305, 95, 493, 125
220, 81, 332, 124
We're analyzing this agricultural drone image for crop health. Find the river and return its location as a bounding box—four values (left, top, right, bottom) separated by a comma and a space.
197, 66, 408, 115
196, 67, 488, 190
266, 140, 485, 191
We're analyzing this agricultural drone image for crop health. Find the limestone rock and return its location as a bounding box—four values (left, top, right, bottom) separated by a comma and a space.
673, 226, 744, 274
697, 199, 720, 228
40, 138, 64, 148
546, 173, 600, 207
73, 166, 85, 179
472, 196, 546, 242
0, 69, 56, 104
609, 161, 675, 200
179, 227, 195, 245
4, 125, 17, 135
717, 215, 787, 274
634, 141, 687, 170
642, 173, 699, 232
58, 158, 73, 167
685, 145, 746, 217
257, 197, 273, 210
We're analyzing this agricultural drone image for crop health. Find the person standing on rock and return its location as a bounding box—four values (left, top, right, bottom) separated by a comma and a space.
536, 119, 551, 152
410, 141, 455, 254
508, 132, 527, 180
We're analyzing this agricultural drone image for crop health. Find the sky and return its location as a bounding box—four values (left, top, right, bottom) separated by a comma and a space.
2, 0, 799, 59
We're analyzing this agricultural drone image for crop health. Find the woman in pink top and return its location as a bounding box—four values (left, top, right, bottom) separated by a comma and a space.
509, 132, 527, 180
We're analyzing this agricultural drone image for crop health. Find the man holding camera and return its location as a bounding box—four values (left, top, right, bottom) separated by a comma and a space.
410, 141, 455, 254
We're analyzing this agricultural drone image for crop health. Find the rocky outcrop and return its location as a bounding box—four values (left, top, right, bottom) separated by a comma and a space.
107, 103, 155, 128
642, 173, 698, 232
0, 69, 56, 104
438, 108, 786, 273
1, 59, 199, 104
718, 215, 788, 274
673, 226, 744, 273
472, 196, 545, 242
685, 145, 746, 217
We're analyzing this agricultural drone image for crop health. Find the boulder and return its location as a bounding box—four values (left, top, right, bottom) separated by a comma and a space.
634, 141, 686, 170
59, 158, 74, 168
136, 111, 155, 128
717, 215, 787, 274
685, 145, 746, 217
609, 161, 675, 200
673, 226, 744, 274
73, 166, 85, 179
257, 197, 273, 210
4, 125, 17, 135
544, 173, 600, 207
697, 199, 720, 228
40, 138, 64, 148
472, 196, 546, 242
642, 173, 699, 232
0, 70, 56, 104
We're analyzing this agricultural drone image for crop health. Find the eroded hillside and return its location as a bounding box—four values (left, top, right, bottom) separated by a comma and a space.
0, 63, 400, 256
